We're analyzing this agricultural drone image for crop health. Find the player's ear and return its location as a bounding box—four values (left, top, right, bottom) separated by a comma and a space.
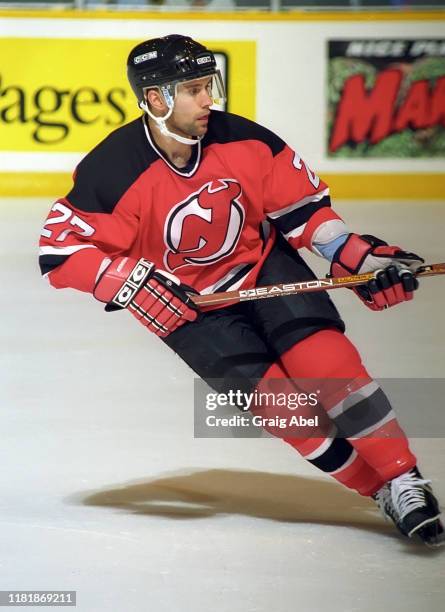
146, 88, 167, 114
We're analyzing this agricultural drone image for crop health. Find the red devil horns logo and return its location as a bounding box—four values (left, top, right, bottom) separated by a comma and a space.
163, 179, 245, 272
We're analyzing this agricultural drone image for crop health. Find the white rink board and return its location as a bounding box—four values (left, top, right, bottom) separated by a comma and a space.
1, 14, 445, 174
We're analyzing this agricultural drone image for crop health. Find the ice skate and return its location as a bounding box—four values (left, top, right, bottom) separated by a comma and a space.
373, 482, 405, 536
415, 518, 445, 548
389, 467, 444, 547
374, 468, 444, 547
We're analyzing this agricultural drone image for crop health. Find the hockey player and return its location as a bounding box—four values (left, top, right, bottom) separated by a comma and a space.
39, 35, 443, 546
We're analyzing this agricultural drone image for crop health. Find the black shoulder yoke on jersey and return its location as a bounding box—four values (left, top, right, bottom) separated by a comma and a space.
203, 111, 286, 158
67, 112, 286, 215
67, 117, 157, 214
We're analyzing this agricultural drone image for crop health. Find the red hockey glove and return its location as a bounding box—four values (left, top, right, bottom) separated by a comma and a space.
330, 234, 424, 311
94, 257, 199, 337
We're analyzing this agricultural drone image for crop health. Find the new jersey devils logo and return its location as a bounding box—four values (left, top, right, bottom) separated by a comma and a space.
163, 179, 245, 272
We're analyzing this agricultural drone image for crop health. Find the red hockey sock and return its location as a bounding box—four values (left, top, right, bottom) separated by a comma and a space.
278, 329, 417, 484
257, 361, 385, 496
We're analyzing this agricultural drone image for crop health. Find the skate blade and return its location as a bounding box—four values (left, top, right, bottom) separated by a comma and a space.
415, 520, 445, 548
421, 535, 445, 549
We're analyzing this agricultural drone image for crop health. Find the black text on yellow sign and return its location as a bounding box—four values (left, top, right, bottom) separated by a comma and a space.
0, 38, 255, 152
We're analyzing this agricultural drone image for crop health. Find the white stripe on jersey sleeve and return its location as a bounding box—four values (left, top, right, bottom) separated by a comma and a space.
39, 244, 98, 256
266, 187, 330, 220
282, 222, 307, 240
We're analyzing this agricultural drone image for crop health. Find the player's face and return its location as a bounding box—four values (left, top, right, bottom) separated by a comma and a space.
167, 76, 213, 138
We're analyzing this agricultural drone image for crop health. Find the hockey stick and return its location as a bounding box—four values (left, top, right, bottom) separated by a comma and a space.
190, 262, 445, 308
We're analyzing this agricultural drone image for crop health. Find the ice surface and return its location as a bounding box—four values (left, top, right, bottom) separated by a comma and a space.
1, 198, 444, 611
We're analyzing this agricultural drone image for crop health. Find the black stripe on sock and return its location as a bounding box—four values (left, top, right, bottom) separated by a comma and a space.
308, 437, 354, 473
333, 388, 392, 438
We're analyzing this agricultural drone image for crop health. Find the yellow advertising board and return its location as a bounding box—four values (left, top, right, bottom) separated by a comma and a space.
0, 37, 256, 153
1, 9, 443, 198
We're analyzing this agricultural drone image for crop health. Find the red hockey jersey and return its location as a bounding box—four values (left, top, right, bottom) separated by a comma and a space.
39, 111, 340, 300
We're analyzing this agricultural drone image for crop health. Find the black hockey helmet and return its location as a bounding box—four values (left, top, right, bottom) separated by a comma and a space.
127, 35, 219, 105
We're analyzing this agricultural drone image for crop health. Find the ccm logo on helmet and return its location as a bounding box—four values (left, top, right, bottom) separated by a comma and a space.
134, 51, 158, 65
196, 56, 212, 65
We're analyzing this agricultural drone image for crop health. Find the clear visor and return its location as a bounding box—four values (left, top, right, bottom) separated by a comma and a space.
143, 70, 226, 110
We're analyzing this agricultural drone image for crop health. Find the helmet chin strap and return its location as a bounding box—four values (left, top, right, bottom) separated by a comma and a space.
140, 99, 202, 146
